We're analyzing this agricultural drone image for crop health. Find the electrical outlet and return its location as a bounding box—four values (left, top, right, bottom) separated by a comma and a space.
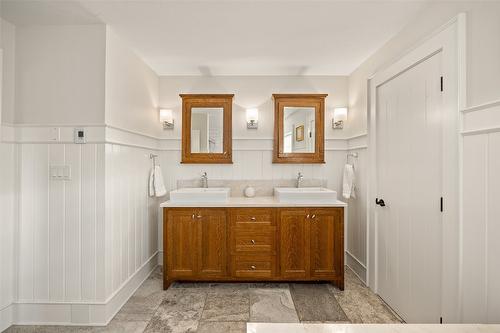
50, 165, 71, 181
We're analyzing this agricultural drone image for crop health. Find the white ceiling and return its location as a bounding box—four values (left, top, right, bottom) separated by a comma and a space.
1, 1, 429, 76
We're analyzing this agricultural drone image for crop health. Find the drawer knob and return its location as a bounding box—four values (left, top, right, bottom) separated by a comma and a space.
250, 216, 256, 221
251, 239, 256, 244
250, 265, 256, 270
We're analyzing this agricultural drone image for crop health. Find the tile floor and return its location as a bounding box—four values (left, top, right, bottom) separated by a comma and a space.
6, 266, 401, 333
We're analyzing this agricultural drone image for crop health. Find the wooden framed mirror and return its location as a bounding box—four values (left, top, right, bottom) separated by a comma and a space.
273, 94, 327, 163
181, 94, 233, 164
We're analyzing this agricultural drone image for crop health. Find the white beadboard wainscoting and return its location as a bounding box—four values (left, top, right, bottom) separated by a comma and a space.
0, 142, 17, 332
344, 134, 368, 282
1, 124, 160, 326
17, 143, 106, 302
104, 143, 159, 295
460, 100, 500, 323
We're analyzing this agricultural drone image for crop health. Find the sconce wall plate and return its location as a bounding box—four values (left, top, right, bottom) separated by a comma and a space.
163, 120, 174, 130
333, 119, 344, 129
247, 120, 258, 129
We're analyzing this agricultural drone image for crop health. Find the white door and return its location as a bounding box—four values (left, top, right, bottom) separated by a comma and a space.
375, 52, 443, 323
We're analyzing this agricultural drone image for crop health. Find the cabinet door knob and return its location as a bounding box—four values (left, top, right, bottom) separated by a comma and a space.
250, 265, 256, 270
250, 216, 256, 221
311, 214, 316, 219
192, 214, 195, 219
251, 239, 256, 244
196, 215, 202, 219
306, 214, 310, 219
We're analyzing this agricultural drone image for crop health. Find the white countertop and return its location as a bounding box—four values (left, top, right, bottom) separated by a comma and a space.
160, 196, 347, 208
246, 323, 500, 333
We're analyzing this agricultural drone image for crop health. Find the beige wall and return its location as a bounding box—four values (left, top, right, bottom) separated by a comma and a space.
1, 19, 15, 124
14, 24, 106, 125
104, 28, 160, 136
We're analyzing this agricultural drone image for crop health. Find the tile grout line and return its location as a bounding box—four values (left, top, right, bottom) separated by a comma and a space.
196, 287, 211, 331
287, 283, 302, 323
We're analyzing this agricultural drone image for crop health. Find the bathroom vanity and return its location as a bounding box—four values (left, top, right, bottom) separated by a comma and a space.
161, 195, 346, 290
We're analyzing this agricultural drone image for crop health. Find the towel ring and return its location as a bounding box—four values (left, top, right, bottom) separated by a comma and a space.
346, 152, 358, 165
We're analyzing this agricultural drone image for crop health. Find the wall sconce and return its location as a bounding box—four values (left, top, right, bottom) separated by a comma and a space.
159, 109, 174, 130
333, 107, 348, 129
246, 108, 258, 129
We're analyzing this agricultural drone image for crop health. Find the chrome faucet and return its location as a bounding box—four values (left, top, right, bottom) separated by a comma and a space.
201, 172, 208, 188
296, 172, 304, 188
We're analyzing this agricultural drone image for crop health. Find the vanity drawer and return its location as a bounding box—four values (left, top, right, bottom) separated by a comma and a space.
231, 226, 276, 254
231, 255, 276, 278
230, 208, 275, 226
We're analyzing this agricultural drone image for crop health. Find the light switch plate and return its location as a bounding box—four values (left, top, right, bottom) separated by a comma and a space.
50, 127, 60, 141
50, 165, 71, 181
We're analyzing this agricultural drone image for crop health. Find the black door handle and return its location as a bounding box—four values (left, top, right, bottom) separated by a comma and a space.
375, 198, 386, 207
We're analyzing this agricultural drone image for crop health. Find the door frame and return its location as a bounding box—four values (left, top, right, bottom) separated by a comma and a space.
367, 14, 466, 322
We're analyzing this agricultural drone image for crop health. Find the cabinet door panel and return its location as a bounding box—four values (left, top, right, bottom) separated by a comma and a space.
167, 210, 197, 278
310, 208, 343, 278
279, 208, 309, 278
198, 209, 227, 277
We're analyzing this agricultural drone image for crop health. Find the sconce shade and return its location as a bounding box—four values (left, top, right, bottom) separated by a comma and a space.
246, 108, 259, 122
160, 109, 173, 123
333, 107, 348, 122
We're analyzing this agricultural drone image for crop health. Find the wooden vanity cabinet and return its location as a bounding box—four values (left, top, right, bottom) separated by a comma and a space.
309, 208, 344, 284
165, 208, 227, 283
279, 208, 344, 287
279, 208, 309, 279
163, 206, 344, 289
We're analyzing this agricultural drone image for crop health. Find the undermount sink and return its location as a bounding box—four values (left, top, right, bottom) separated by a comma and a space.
169, 187, 230, 203
274, 187, 337, 204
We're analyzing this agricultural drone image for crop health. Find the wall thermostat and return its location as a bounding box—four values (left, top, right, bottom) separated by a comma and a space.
74, 128, 86, 144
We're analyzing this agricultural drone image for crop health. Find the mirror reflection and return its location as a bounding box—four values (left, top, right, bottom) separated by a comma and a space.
283, 107, 315, 153
190, 107, 224, 153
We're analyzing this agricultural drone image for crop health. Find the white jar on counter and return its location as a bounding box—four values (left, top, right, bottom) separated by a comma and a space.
244, 185, 256, 198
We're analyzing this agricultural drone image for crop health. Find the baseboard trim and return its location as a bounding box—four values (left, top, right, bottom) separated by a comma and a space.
12, 252, 158, 327
158, 251, 164, 266
0, 303, 14, 332
345, 250, 367, 284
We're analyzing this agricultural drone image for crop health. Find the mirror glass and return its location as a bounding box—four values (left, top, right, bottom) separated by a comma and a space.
283, 107, 315, 153
190, 107, 224, 153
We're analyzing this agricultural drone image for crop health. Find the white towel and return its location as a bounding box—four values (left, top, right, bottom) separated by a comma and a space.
149, 166, 167, 197
342, 164, 356, 199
